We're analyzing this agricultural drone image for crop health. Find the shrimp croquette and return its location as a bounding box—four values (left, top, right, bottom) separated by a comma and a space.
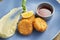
33, 18, 47, 32
18, 19, 33, 35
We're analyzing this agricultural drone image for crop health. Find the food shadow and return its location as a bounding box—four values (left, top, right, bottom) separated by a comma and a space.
0, 38, 8, 40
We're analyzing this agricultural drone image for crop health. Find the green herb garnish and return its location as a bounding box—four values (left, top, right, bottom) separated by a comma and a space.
22, 0, 27, 13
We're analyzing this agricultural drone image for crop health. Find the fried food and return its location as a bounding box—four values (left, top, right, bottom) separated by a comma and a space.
22, 15, 35, 23
21, 11, 34, 18
33, 18, 47, 32
18, 19, 33, 35
27, 15, 35, 23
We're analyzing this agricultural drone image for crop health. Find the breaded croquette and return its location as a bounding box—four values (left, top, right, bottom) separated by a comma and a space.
33, 18, 47, 32
18, 19, 33, 35
22, 15, 35, 23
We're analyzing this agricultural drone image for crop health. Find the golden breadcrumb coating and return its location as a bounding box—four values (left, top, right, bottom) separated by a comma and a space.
18, 19, 33, 35
33, 18, 47, 32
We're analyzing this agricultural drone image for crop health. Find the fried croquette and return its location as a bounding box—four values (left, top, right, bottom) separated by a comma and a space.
33, 18, 47, 32
22, 15, 35, 23
27, 15, 35, 23
18, 19, 33, 35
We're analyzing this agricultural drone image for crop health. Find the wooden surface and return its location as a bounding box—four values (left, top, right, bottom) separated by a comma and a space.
53, 32, 60, 40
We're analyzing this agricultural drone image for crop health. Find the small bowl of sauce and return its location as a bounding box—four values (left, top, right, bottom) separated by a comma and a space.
36, 3, 54, 21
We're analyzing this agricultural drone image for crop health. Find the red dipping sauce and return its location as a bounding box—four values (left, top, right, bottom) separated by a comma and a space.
37, 8, 51, 17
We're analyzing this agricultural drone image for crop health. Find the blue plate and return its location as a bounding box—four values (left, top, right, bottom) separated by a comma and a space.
0, 0, 60, 40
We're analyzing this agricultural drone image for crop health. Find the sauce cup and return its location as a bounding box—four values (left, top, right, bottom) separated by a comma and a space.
36, 3, 54, 21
